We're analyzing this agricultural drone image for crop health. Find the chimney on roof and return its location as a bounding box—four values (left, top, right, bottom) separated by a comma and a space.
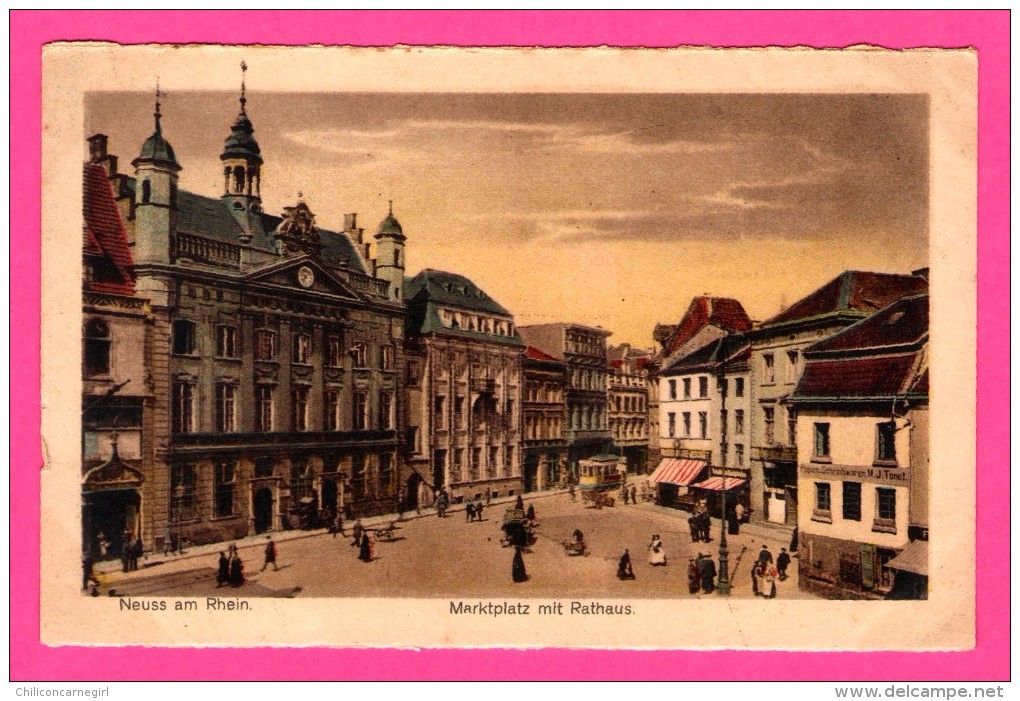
363, 242, 371, 260
344, 213, 364, 244
87, 134, 118, 177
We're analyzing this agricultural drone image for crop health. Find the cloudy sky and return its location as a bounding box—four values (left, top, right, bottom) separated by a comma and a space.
87, 91, 928, 347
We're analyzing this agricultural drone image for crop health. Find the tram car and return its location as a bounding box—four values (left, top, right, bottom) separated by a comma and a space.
578, 455, 627, 508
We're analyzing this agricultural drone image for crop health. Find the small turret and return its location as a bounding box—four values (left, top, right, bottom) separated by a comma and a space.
373, 200, 406, 302
220, 62, 264, 243
131, 82, 180, 270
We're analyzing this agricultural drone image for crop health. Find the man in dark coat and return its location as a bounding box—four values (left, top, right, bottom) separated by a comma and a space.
622, 488, 630, 505
465, 502, 475, 522
526, 504, 536, 522
617, 549, 635, 580
687, 558, 700, 594
359, 531, 373, 562
699, 554, 717, 594
512, 546, 528, 583
351, 519, 364, 547
216, 552, 230, 587
758, 544, 774, 570
688, 516, 700, 542
515, 495, 525, 511
776, 548, 791, 581
229, 553, 244, 587
261, 536, 279, 572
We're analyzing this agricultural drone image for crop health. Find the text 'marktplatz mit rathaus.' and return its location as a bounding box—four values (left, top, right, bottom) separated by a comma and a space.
81, 73, 930, 601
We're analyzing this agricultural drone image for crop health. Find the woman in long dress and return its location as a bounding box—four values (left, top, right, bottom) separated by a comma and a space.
647, 534, 667, 566
359, 531, 373, 562
229, 554, 245, 587
216, 552, 229, 588
512, 546, 528, 583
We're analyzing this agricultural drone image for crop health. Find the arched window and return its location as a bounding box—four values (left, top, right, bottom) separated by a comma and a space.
84, 319, 111, 376
141, 179, 151, 204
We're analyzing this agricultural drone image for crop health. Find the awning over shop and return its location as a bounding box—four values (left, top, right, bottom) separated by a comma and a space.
649, 459, 707, 486
690, 476, 747, 491
886, 540, 928, 576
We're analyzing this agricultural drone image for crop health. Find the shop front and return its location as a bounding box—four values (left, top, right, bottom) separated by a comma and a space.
647, 457, 708, 510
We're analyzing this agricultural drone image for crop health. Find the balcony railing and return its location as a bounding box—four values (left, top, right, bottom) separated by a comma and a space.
752, 445, 798, 463
175, 233, 241, 269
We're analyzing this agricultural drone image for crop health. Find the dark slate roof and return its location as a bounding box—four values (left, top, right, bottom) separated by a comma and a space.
807, 294, 928, 353
662, 334, 750, 374
378, 212, 404, 236
763, 271, 928, 328
665, 297, 751, 355
82, 163, 135, 295
793, 354, 923, 398
405, 269, 512, 316
133, 122, 180, 169
126, 177, 368, 274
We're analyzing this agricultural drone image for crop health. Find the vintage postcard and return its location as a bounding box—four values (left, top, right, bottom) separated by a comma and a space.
40, 43, 976, 650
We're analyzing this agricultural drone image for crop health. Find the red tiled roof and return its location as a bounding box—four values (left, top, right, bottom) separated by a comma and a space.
665, 297, 751, 355
795, 354, 921, 398
83, 163, 134, 294
525, 345, 561, 362
764, 271, 927, 327
809, 294, 928, 352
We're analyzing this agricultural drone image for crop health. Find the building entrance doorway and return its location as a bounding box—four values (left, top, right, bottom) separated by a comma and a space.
253, 488, 274, 533
85, 489, 140, 560
405, 472, 422, 511
320, 479, 338, 516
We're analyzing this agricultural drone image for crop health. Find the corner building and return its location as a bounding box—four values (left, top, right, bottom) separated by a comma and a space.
91, 84, 406, 549
402, 270, 524, 506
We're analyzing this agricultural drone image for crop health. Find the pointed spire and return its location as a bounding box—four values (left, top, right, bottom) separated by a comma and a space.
239, 61, 248, 115
388, 199, 394, 216
154, 78, 163, 134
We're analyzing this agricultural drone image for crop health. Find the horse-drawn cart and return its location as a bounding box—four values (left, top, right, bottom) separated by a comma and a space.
581, 490, 616, 509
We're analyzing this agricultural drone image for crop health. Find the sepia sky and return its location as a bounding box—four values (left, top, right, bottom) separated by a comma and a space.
87, 91, 928, 347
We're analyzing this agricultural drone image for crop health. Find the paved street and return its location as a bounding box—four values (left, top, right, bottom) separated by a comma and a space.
95, 491, 817, 600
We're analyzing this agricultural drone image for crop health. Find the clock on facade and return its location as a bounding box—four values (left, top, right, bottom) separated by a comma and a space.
297, 266, 315, 288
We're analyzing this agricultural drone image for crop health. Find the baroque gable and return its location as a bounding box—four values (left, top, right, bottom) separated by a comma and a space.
244, 257, 364, 302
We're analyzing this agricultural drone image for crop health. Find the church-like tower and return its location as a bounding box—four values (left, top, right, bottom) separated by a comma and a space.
220, 62, 264, 242
131, 84, 180, 305
374, 201, 406, 301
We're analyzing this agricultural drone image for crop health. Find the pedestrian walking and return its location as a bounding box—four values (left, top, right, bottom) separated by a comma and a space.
229, 553, 245, 587
622, 488, 630, 505
751, 563, 761, 596
261, 536, 279, 572
333, 512, 345, 538
687, 515, 700, 542
776, 548, 791, 581
688, 558, 701, 594
699, 553, 717, 594
789, 527, 799, 555
526, 504, 536, 522
630, 485, 637, 505
512, 546, 528, 583
359, 531, 373, 562
617, 549, 636, 580
475, 500, 485, 521
351, 519, 364, 547
568, 483, 576, 502
515, 495, 525, 510
216, 551, 230, 587
647, 534, 666, 566
757, 544, 774, 570
763, 565, 778, 599
131, 537, 143, 571
465, 501, 475, 522
486, 488, 493, 505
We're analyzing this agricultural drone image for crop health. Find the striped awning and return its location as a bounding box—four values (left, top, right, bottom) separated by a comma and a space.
690, 476, 747, 491
886, 540, 928, 576
649, 459, 707, 486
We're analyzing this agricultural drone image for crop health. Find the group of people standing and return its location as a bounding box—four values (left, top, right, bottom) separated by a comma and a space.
349, 519, 376, 562
216, 543, 247, 588
688, 552, 719, 593
464, 500, 486, 522
120, 529, 143, 572
749, 544, 791, 598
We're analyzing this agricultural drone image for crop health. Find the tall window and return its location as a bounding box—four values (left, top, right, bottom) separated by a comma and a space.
141, 179, 151, 203
718, 378, 728, 397
353, 391, 369, 431
172, 381, 195, 433
842, 481, 862, 521
379, 390, 394, 430
813, 422, 830, 458
698, 377, 708, 398
682, 412, 691, 437
326, 389, 341, 431
292, 387, 309, 431
787, 409, 797, 446
698, 411, 708, 439
735, 377, 745, 397
786, 350, 799, 383
764, 407, 776, 444
381, 345, 394, 370
506, 446, 514, 475
290, 459, 313, 501
172, 320, 196, 355
434, 395, 446, 428
453, 396, 465, 429
352, 454, 366, 499
489, 447, 499, 477
216, 325, 238, 358
214, 461, 236, 518
170, 463, 197, 521
682, 378, 691, 399
255, 330, 277, 361
215, 383, 237, 432
667, 412, 676, 437
668, 379, 677, 400
471, 447, 482, 480
292, 333, 311, 364
351, 342, 368, 368
735, 443, 745, 467
874, 488, 897, 533
763, 354, 775, 383
327, 337, 344, 367
876, 422, 897, 462
255, 386, 274, 432
379, 453, 394, 496
814, 482, 832, 518
83, 319, 111, 376
735, 409, 745, 435
453, 448, 464, 482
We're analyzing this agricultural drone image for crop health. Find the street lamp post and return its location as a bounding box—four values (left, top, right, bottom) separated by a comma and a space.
716, 349, 731, 596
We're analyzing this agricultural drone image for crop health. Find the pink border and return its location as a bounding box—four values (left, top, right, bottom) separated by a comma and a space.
11, 10, 1008, 681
